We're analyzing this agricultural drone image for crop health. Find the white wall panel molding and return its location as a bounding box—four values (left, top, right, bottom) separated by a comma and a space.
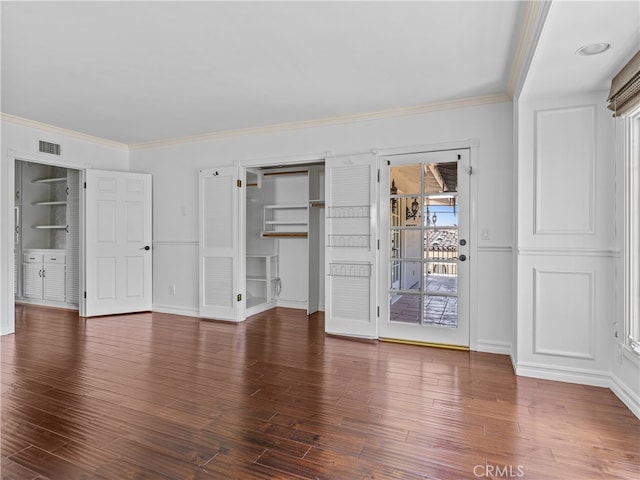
610, 373, 640, 419
516, 361, 610, 388
518, 247, 618, 257
153, 240, 198, 246
477, 245, 513, 253
533, 105, 596, 235
533, 268, 595, 360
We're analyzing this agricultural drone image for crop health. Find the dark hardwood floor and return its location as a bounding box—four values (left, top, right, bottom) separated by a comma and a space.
2, 305, 639, 479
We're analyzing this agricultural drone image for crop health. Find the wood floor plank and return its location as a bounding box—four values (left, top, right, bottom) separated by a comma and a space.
1, 304, 639, 479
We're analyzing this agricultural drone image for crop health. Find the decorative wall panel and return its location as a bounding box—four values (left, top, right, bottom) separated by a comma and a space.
534, 106, 595, 234
533, 268, 595, 359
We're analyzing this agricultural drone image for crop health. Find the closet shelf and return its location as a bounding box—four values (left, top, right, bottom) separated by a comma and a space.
31, 201, 68, 206
32, 225, 68, 230
261, 232, 308, 238
264, 220, 307, 225
32, 177, 67, 184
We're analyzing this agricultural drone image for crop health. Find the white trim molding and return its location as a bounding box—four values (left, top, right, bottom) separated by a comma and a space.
518, 247, 618, 257
477, 340, 512, 355
152, 304, 200, 318
516, 361, 610, 388
610, 373, 640, 419
1, 113, 128, 150
130, 96, 508, 150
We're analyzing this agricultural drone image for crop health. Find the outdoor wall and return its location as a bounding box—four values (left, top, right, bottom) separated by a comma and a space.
130, 101, 515, 353
515, 91, 616, 385
0, 118, 129, 335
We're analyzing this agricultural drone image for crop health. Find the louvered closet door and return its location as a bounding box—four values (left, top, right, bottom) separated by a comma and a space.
325, 153, 378, 338
199, 166, 241, 321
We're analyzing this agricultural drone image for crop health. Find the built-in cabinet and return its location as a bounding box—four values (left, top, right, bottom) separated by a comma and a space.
245, 165, 324, 316
14, 161, 80, 309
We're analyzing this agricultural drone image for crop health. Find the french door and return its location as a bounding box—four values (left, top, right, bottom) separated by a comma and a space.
379, 149, 470, 348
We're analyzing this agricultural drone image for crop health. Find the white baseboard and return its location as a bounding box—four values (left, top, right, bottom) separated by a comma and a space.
275, 299, 308, 310
152, 304, 200, 318
516, 361, 611, 388
476, 339, 511, 355
610, 373, 640, 419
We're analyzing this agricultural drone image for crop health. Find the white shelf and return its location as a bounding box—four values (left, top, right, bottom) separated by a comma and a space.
32, 225, 67, 230
264, 220, 307, 225
32, 201, 67, 206
32, 177, 67, 184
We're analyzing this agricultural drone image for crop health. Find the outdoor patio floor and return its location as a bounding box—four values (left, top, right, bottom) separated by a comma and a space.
390, 274, 458, 326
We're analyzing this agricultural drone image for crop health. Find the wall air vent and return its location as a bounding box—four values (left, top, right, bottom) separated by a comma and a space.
38, 140, 61, 156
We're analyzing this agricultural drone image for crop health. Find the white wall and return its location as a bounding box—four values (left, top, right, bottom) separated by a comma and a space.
130, 101, 515, 352
515, 91, 618, 380
1, 119, 129, 335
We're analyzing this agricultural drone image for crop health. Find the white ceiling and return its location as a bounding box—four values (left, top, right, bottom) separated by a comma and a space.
1, 1, 638, 146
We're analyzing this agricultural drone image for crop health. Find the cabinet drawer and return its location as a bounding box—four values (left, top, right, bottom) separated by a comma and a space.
44, 254, 65, 264
23, 253, 43, 263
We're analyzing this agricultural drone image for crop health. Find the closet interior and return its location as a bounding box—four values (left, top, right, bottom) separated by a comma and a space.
245, 164, 325, 316
14, 160, 80, 310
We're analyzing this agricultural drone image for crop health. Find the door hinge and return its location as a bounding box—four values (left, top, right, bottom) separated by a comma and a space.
84, 291, 86, 299
237, 179, 242, 188
84, 182, 87, 189
377, 306, 380, 317
377, 169, 380, 183
377, 239, 380, 250
237, 293, 242, 301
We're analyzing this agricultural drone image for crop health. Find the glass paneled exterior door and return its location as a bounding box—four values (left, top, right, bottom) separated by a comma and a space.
380, 150, 469, 347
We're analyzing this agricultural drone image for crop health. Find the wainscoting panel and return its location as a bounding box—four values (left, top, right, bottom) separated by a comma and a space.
533, 268, 594, 359
534, 106, 595, 235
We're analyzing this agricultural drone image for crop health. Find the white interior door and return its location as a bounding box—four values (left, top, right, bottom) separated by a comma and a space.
199, 166, 242, 321
379, 149, 470, 347
84, 169, 152, 317
325, 153, 378, 338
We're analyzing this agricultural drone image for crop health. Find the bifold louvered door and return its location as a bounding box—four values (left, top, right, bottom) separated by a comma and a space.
199, 166, 241, 321
325, 153, 378, 338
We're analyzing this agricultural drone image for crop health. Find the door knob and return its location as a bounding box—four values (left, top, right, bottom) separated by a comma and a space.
140, 245, 150, 251
459, 254, 467, 261
459, 239, 467, 246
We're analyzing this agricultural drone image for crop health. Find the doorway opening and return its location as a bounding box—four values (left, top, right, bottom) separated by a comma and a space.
244, 162, 325, 318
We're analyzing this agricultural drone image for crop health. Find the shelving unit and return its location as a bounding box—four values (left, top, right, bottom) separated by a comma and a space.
15, 161, 80, 309
245, 254, 279, 314
29, 172, 68, 233
262, 204, 309, 237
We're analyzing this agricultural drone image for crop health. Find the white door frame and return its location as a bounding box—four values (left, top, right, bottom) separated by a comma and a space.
377, 140, 479, 350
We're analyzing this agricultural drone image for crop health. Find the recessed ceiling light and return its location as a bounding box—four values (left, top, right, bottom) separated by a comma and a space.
576, 43, 611, 56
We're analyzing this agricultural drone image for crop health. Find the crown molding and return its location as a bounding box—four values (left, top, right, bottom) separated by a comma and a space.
3, 92, 512, 153
507, 0, 552, 98
129, 93, 511, 151
0, 113, 128, 150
